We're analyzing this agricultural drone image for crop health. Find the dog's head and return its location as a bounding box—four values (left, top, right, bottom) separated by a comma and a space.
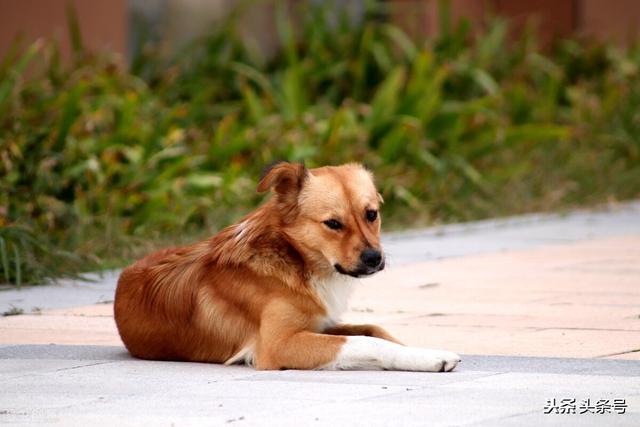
257, 162, 384, 278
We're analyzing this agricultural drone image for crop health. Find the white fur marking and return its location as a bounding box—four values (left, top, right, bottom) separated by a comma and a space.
224, 344, 255, 366
311, 274, 358, 329
234, 220, 250, 242
323, 336, 461, 372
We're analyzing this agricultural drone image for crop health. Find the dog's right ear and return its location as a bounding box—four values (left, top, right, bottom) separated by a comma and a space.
256, 162, 307, 195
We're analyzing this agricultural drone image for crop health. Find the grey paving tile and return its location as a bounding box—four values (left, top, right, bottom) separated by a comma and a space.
2, 345, 639, 426
0, 344, 129, 360
382, 201, 640, 265
245, 367, 498, 387
460, 355, 640, 377
0, 359, 115, 380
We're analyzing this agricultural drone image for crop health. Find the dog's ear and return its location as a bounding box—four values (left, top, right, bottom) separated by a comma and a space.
257, 162, 307, 195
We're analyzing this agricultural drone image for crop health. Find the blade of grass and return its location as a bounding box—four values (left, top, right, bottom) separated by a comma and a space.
0, 40, 42, 117
0, 237, 9, 283
12, 243, 21, 288
65, 2, 83, 56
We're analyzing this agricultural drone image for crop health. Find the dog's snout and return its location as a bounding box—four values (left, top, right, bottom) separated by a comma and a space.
360, 248, 383, 268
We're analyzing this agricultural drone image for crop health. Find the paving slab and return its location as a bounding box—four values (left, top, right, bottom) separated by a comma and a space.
0, 270, 119, 314
382, 200, 640, 265
0, 345, 638, 427
1, 203, 639, 425
344, 235, 640, 360
0, 313, 120, 346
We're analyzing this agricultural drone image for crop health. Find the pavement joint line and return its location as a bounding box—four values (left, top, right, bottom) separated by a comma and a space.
53, 360, 117, 372
596, 349, 640, 358
392, 316, 640, 332
417, 325, 640, 332
537, 327, 640, 332
0, 359, 119, 382
256, 370, 503, 389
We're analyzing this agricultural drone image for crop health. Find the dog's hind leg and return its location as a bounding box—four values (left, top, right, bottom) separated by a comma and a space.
324, 323, 404, 345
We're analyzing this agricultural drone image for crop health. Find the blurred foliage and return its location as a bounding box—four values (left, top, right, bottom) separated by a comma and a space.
1, 0, 639, 285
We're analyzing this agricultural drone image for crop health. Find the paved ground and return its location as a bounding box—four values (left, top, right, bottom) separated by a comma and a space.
1, 345, 638, 426
1, 201, 639, 426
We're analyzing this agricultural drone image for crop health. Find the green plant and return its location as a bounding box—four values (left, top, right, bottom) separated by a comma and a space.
0, 225, 84, 286
2, 306, 24, 316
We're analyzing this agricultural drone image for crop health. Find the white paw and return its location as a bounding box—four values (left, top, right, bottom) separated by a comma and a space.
329, 336, 461, 372
392, 348, 461, 372
435, 350, 462, 372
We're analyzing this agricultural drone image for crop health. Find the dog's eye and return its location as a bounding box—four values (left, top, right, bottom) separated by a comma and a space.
365, 209, 378, 222
323, 219, 343, 230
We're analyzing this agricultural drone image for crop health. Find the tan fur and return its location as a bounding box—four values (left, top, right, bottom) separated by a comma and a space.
114, 163, 399, 369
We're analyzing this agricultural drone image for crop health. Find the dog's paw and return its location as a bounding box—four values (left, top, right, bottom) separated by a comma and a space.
392, 348, 461, 372
434, 350, 461, 372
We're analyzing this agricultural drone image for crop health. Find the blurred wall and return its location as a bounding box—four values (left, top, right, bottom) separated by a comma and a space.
161, 0, 281, 60
1, 0, 639, 62
390, 0, 640, 47
130, 0, 362, 62
0, 0, 126, 59
580, 0, 640, 44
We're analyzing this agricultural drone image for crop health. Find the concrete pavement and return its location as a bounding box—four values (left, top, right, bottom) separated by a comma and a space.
1, 345, 638, 426
1, 201, 639, 426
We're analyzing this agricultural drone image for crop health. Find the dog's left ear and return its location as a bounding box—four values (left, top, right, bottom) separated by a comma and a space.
257, 162, 307, 196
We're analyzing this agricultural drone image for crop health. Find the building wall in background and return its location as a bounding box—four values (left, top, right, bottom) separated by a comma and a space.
0, 0, 126, 60
580, 0, 640, 45
0, 0, 639, 62
390, 0, 640, 47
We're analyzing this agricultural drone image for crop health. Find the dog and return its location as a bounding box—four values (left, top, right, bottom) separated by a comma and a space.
114, 162, 460, 371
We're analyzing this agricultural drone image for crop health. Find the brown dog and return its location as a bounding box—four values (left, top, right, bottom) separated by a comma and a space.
114, 163, 460, 371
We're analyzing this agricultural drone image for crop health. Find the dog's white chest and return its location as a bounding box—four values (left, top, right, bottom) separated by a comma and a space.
312, 275, 357, 329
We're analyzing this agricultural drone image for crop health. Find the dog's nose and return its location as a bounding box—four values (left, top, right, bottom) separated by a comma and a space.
360, 248, 383, 268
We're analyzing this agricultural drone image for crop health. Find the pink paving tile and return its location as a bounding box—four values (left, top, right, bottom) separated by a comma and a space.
344, 235, 640, 357
379, 323, 639, 358
1, 235, 638, 359
44, 304, 114, 317
0, 328, 122, 346
0, 314, 121, 346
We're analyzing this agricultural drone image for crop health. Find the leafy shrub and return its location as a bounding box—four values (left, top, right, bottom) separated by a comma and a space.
1, 1, 639, 285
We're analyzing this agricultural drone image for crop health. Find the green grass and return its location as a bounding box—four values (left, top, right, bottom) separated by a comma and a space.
1, 0, 639, 285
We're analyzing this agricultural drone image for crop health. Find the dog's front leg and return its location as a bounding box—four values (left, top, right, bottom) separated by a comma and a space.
324, 323, 404, 345
325, 335, 461, 372
256, 301, 460, 372
255, 331, 460, 372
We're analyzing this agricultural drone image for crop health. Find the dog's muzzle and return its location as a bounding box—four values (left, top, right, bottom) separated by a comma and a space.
334, 249, 385, 278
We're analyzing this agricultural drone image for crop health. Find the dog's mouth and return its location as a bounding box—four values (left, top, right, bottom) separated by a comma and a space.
334, 260, 385, 278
